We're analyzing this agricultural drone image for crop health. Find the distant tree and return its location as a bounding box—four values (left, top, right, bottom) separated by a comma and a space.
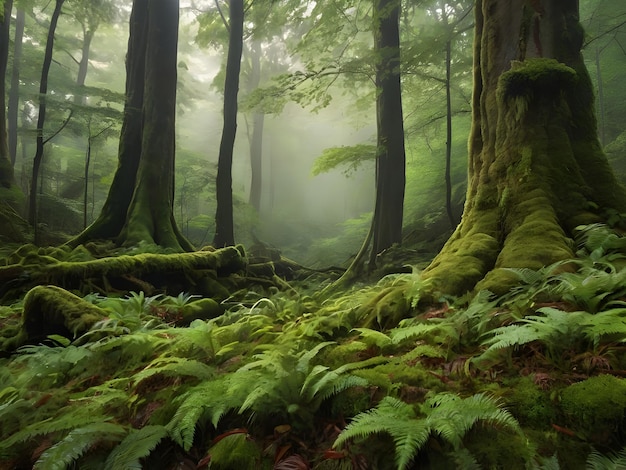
213, 0, 244, 247
70, 0, 192, 251
422, 0, 626, 295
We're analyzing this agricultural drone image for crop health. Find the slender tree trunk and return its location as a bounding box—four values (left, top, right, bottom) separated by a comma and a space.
247, 42, 264, 212
29, 0, 65, 234
75, 28, 94, 105
369, 0, 406, 263
0, 0, 14, 189
444, 38, 455, 228
594, 46, 605, 147
213, 0, 244, 248
422, 0, 626, 296
8, 8, 24, 167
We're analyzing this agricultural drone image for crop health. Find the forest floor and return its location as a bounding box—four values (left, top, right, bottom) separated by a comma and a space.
1, 224, 626, 469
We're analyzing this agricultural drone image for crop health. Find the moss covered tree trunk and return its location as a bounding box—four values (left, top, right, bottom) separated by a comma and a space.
422, 0, 626, 296
69, 0, 191, 251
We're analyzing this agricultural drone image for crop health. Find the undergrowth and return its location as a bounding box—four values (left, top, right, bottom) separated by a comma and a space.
1, 224, 626, 468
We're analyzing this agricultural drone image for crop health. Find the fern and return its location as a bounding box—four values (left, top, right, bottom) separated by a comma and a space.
204, 431, 262, 470
103, 425, 167, 469
167, 377, 233, 450
132, 356, 215, 389
334, 393, 520, 470
33, 422, 127, 470
586, 446, 626, 469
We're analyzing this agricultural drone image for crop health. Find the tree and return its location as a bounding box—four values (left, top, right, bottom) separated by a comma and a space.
29, 0, 67, 236
0, 0, 14, 188
70, 0, 191, 251
421, 0, 626, 296
213, 0, 244, 248
7, 7, 24, 167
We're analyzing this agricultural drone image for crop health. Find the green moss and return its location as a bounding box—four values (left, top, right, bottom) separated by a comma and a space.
498, 59, 578, 101
560, 375, 626, 445
465, 428, 534, 469
16, 285, 107, 347
179, 298, 222, 324
505, 377, 556, 428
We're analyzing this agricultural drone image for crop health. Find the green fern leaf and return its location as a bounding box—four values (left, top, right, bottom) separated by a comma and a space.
167, 377, 232, 450
352, 328, 392, 348
586, 446, 626, 469
103, 425, 167, 469
33, 422, 127, 470
132, 357, 215, 388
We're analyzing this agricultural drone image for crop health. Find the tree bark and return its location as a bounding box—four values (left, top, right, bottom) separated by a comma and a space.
247, 41, 264, 213
369, 0, 406, 263
213, 0, 244, 248
119, 0, 191, 250
0, 0, 14, 189
69, 0, 148, 245
8, 8, 24, 167
69, 0, 191, 252
422, 0, 626, 296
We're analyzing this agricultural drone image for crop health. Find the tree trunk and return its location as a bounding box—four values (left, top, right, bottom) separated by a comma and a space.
213, 0, 244, 248
8, 8, 24, 167
29, 0, 64, 234
119, 0, 191, 250
444, 38, 455, 228
0, 0, 14, 189
422, 0, 626, 296
247, 41, 264, 213
69, 0, 148, 245
75, 27, 94, 104
369, 0, 406, 263
68, 0, 191, 251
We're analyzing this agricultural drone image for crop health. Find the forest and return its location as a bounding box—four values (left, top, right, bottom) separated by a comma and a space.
1, 0, 626, 468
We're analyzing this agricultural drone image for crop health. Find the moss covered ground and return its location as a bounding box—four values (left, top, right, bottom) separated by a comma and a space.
1, 224, 626, 468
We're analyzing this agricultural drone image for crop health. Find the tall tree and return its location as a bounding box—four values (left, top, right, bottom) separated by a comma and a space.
70, 0, 191, 251
213, 0, 244, 248
421, 0, 626, 295
0, 0, 14, 187
369, 0, 406, 262
7, 7, 24, 166
29, 0, 67, 234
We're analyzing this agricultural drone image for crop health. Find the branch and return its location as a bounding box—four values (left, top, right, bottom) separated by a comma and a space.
215, 0, 229, 32
43, 109, 73, 144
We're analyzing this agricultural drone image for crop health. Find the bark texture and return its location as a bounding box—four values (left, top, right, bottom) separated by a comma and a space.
70, 0, 191, 251
370, 0, 406, 261
422, 0, 626, 295
0, 0, 15, 190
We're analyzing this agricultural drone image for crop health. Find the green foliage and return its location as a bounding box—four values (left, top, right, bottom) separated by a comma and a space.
334, 393, 520, 469
586, 447, 626, 469
311, 144, 377, 177
103, 425, 168, 469
204, 431, 263, 470
33, 422, 127, 470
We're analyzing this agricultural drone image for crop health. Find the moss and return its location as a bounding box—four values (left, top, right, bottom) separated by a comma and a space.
179, 298, 222, 324
505, 377, 556, 428
464, 428, 534, 469
498, 59, 578, 101
560, 375, 626, 445
19, 285, 108, 346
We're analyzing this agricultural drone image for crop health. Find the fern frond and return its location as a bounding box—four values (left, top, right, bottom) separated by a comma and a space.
582, 308, 626, 346
206, 431, 261, 470
389, 323, 441, 345
426, 392, 520, 450
586, 446, 626, 469
351, 328, 392, 349
132, 357, 215, 388
167, 377, 232, 450
334, 396, 428, 470
103, 425, 167, 469
33, 422, 127, 470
